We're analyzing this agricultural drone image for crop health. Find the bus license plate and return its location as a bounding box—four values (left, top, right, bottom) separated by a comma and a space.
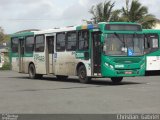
125, 71, 132, 74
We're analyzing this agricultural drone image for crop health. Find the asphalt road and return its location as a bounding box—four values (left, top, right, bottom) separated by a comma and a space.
0, 71, 160, 113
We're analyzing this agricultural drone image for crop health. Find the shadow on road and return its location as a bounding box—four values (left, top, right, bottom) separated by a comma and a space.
9, 76, 142, 86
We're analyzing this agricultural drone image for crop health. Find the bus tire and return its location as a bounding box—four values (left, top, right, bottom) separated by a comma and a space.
56, 75, 68, 80
78, 65, 91, 84
29, 64, 43, 79
111, 77, 123, 84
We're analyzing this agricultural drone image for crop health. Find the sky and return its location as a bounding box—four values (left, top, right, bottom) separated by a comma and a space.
0, 0, 160, 34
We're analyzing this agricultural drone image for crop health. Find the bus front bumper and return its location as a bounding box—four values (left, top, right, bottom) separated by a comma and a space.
101, 65, 145, 77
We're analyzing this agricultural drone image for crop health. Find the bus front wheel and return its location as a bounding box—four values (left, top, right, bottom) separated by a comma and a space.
78, 65, 91, 84
29, 64, 43, 79
111, 77, 123, 84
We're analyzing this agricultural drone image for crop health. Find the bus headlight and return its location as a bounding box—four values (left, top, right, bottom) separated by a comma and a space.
141, 64, 145, 69
105, 63, 109, 66
105, 63, 114, 69
110, 65, 114, 69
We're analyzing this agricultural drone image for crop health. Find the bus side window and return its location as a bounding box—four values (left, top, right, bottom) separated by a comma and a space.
35, 35, 45, 52
56, 32, 65, 52
144, 35, 149, 49
147, 34, 159, 49
20, 38, 25, 55
25, 36, 34, 53
78, 30, 89, 50
11, 38, 19, 53
151, 36, 158, 49
66, 31, 77, 51
144, 34, 159, 53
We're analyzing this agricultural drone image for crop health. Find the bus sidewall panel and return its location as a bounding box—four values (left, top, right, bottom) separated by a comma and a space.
12, 57, 19, 72
33, 52, 46, 75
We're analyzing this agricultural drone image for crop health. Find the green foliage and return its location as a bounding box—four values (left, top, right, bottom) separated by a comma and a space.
0, 27, 10, 44
122, 0, 156, 29
89, 1, 115, 23
0, 53, 11, 70
0, 62, 11, 70
0, 27, 5, 43
110, 9, 123, 22
89, 0, 157, 29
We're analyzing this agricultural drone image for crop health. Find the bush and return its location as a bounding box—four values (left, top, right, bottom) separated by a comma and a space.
0, 62, 11, 70
0, 53, 11, 70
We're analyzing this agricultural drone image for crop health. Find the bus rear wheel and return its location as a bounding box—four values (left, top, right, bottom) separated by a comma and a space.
111, 77, 123, 84
78, 65, 91, 84
29, 64, 43, 79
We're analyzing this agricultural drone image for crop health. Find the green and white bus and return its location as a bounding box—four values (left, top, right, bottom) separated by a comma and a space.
143, 29, 160, 75
10, 22, 146, 84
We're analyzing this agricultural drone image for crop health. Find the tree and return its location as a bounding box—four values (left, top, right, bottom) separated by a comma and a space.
89, 0, 156, 29
122, 0, 156, 29
110, 9, 123, 22
0, 27, 10, 44
0, 27, 5, 43
89, 1, 115, 24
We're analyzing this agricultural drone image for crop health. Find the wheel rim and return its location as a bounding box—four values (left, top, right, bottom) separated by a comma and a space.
79, 67, 86, 80
29, 66, 34, 77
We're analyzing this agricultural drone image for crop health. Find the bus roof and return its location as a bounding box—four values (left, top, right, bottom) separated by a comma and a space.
76, 22, 141, 31
11, 22, 142, 37
143, 29, 160, 34
11, 31, 34, 38
34, 26, 76, 35
106, 22, 140, 25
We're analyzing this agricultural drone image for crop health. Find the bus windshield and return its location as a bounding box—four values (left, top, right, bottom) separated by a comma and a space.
103, 34, 144, 56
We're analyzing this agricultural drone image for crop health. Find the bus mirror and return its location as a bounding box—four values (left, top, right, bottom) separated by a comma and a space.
84, 51, 89, 60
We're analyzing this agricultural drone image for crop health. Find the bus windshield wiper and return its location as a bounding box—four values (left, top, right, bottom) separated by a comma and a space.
114, 32, 125, 47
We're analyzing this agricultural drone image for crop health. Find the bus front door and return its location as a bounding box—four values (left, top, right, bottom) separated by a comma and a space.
92, 32, 101, 75
19, 38, 25, 73
46, 36, 55, 74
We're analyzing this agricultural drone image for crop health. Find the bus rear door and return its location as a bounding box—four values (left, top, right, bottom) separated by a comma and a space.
46, 35, 55, 74
19, 38, 25, 73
